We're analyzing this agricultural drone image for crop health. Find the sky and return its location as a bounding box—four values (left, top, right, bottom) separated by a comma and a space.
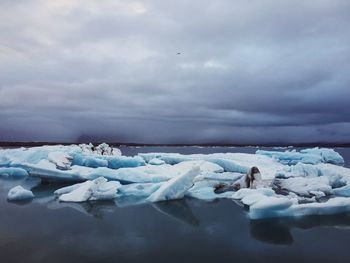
0, 0, 350, 144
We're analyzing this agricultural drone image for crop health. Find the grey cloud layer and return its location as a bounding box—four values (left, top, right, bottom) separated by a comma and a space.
0, 0, 350, 143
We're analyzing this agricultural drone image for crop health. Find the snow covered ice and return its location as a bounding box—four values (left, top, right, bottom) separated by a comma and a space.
1, 144, 350, 219
7, 185, 34, 201
54, 177, 121, 202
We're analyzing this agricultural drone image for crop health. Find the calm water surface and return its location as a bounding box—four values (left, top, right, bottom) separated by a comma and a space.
1, 146, 350, 263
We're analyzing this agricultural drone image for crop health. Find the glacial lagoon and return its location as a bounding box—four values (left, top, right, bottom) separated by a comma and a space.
1, 146, 350, 263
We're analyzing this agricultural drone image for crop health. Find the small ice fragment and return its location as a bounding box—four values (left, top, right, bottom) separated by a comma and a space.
7, 186, 34, 201
56, 177, 121, 202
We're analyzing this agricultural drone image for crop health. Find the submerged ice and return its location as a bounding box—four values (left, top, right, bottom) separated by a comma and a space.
1, 144, 350, 219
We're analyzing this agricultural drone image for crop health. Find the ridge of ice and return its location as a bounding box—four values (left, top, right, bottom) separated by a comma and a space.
147, 165, 201, 202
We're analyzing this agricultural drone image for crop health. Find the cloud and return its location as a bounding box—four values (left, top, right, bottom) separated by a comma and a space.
0, 0, 350, 143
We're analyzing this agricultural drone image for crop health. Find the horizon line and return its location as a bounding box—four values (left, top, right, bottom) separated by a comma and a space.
1, 141, 350, 148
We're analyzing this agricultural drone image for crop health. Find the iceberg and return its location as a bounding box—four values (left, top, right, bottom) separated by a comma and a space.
55, 177, 121, 202
256, 147, 344, 165
147, 165, 201, 202
249, 197, 350, 219
7, 185, 34, 201
139, 152, 285, 180
1, 144, 350, 219
300, 148, 344, 165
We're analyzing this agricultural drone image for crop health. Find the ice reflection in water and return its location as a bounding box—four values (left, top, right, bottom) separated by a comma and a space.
5, 179, 350, 247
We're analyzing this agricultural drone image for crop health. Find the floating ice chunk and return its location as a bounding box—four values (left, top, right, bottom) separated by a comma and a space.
249, 197, 350, 219
149, 158, 166, 165
277, 177, 333, 197
7, 186, 34, 201
0, 145, 80, 166
256, 148, 344, 165
90, 178, 121, 201
58, 180, 94, 202
147, 165, 201, 202
48, 151, 73, 170
300, 148, 344, 165
256, 149, 323, 165
15, 160, 170, 183
79, 143, 122, 156
0, 144, 130, 172
0, 167, 28, 178
249, 197, 294, 218
111, 147, 122, 156
56, 177, 121, 202
96, 143, 112, 155
17, 160, 93, 182
79, 143, 95, 153
54, 182, 86, 196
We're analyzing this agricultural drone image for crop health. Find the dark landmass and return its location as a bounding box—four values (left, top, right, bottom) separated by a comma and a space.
1, 141, 350, 148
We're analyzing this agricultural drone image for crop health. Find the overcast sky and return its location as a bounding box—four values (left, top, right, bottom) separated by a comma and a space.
0, 0, 349, 144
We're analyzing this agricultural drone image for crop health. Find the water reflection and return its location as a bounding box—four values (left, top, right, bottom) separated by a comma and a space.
47, 200, 117, 219
3, 178, 350, 247
250, 213, 350, 245
153, 200, 200, 226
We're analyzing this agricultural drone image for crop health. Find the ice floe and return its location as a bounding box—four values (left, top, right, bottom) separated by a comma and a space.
1, 144, 350, 219
55, 177, 121, 202
7, 185, 34, 201
147, 165, 201, 202
256, 147, 344, 165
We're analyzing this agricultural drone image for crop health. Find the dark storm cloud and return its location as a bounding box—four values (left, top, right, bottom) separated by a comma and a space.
0, 0, 350, 143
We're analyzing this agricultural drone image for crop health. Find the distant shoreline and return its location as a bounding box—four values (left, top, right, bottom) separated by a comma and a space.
1, 141, 350, 148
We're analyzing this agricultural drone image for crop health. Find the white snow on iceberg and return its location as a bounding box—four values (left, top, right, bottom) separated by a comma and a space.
148, 165, 201, 202
55, 177, 121, 202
